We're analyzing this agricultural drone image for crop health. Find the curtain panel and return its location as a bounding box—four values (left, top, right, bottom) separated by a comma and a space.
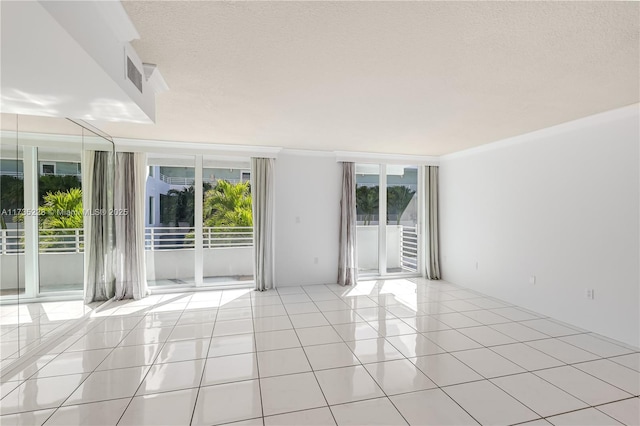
252, 157, 275, 291
83, 150, 115, 303
113, 152, 148, 300
338, 162, 357, 286
425, 165, 441, 280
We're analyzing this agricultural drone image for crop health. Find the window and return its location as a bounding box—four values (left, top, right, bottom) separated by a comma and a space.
356, 164, 421, 277
148, 196, 154, 225
145, 156, 196, 288
40, 162, 55, 175
202, 163, 254, 286
144, 155, 254, 289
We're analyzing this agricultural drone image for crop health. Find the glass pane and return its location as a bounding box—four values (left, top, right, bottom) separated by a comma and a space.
0, 119, 24, 301
202, 162, 254, 286
386, 165, 418, 274
37, 146, 84, 293
355, 164, 380, 275
146, 156, 196, 288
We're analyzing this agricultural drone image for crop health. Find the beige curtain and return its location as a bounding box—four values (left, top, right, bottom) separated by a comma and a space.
252, 158, 275, 291
113, 152, 148, 300
426, 166, 441, 280
84, 150, 115, 303
338, 162, 358, 286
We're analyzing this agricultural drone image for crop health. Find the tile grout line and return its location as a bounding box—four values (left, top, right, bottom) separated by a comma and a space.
251, 289, 267, 425
279, 285, 339, 426
186, 291, 223, 426
2, 303, 151, 419
109, 294, 194, 426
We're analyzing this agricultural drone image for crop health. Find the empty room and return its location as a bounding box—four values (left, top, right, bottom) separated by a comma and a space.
0, 1, 638, 425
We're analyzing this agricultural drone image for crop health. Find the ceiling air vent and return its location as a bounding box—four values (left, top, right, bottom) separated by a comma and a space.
126, 56, 143, 93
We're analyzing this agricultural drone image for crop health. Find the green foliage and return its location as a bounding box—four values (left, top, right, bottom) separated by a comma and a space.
387, 185, 416, 225
1, 175, 82, 225
356, 185, 379, 225
356, 185, 415, 225
162, 186, 195, 227
38, 175, 81, 204
204, 180, 253, 227
39, 188, 84, 229
160, 183, 213, 227
0, 175, 24, 213
167, 181, 252, 247
14, 188, 83, 250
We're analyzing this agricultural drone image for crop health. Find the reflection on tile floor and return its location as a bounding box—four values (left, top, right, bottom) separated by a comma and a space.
0, 278, 638, 425
0, 301, 94, 366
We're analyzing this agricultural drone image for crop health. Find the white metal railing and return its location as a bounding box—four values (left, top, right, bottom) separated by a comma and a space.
0, 171, 24, 179
400, 225, 418, 272
41, 172, 82, 180
0, 229, 23, 254
159, 175, 195, 186
0, 228, 83, 254
145, 226, 253, 250
203, 227, 253, 248
157, 174, 244, 186
0, 171, 82, 179
0, 226, 254, 254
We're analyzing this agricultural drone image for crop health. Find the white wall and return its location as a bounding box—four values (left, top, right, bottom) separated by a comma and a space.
274, 151, 342, 286
439, 105, 640, 347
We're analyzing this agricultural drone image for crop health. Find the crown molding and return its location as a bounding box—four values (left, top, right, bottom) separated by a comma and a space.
334, 150, 439, 165
114, 137, 282, 158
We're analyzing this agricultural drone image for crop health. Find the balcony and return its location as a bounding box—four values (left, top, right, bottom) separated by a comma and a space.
0, 225, 418, 294
357, 225, 418, 275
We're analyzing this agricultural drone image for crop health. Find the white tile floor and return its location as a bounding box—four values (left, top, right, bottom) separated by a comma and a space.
0, 301, 95, 366
0, 278, 639, 425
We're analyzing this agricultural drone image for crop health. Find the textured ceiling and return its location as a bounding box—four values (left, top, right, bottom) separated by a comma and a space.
98, 2, 637, 154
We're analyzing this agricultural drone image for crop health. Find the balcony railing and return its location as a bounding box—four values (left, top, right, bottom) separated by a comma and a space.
157, 174, 244, 186
0, 171, 82, 179
401, 225, 418, 273
0, 227, 253, 254
1, 226, 415, 273
146, 226, 253, 250
0, 228, 83, 254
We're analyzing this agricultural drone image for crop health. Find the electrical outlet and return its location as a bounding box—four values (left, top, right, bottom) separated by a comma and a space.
314, 257, 319, 264
585, 289, 595, 300
475, 261, 479, 270
529, 276, 536, 285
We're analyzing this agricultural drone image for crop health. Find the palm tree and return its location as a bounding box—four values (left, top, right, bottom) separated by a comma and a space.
204, 180, 252, 227
162, 186, 195, 227
387, 185, 415, 225
356, 185, 379, 225
39, 188, 84, 229
38, 175, 81, 204
15, 188, 84, 250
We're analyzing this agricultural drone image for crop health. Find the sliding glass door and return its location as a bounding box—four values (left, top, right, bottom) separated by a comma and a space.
1, 118, 114, 301
145, 154, 255, 289
145, 155, 196, 288
201, 157, 254, 286
37, 145, 84, 293
356, 163, 422, 278
386, 165, 419, 274
355, 164, 380, 276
